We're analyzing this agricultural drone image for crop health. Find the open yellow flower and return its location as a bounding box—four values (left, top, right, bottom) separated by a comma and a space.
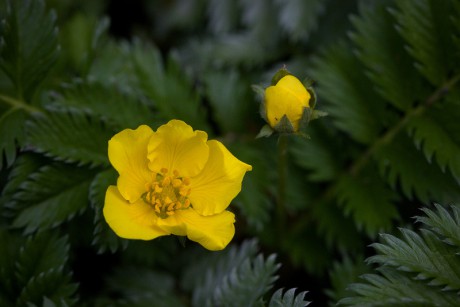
265, 75, 311, 132
103, 120, 252, 251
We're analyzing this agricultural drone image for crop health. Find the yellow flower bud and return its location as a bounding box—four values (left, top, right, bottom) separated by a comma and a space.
264, 74, 311, 132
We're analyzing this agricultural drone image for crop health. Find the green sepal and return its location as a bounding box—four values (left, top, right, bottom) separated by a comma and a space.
298, 107, 313, 131
305, 82, 318, 109
271, 67, 291, 85
273, 115, 295, 134
311, 110, 328, 120
256, 124, 274, 138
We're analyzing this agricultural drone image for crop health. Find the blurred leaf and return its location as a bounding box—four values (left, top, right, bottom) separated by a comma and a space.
207, 0, 239, 34
26, 109, 112, 168
274, 0, 326, 42
132, 41, 209, 131
0, 0, 59, 101
204, 69, 252, 133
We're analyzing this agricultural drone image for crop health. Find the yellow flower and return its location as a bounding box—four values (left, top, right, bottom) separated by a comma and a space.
103, 120, 252, 251
265, 75, 311, 132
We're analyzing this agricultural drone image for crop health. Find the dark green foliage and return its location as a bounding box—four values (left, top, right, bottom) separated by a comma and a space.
0, 0, 59, 100
339, 205, 460, 306
0, 0, 459, 305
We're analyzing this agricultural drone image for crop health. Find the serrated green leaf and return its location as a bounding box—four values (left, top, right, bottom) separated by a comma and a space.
336, 170, 399, 237
0, 107, 27, 169
16, 268, 78, 307
89, 168, 128, 254
417, 204, 460, 247
350, 1, 424, 110
26, 109, 112, 168
0, 0, 59, 101
269, 288, 310, 307
15, 232, 69, 286
376, 133, 460, 204
407, 102, 460, 182
46, 80, 155, 130
10, 163, 95, 234
310, 41, 386, 144
392, 0, 456, 85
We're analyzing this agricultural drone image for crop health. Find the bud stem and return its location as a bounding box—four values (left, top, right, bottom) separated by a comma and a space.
277, 134, 288, 230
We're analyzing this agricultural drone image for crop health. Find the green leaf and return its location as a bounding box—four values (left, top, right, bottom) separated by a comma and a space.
89, 168, 128, 254
0, 0, 59, 100
26, 109, 113, 168
16, 268, 78, 307
10, 163, 95, 234
336, 169, 399, 237
370, 229, 460, 290
416, 204, 460, 247
340, 268, 460, 306
15, 232, 70, 287
311, 41, 386, 144
132, 41, 210, 131
0, 107, 27, 169
46, 81, 155, 130
391, 0, 456, 85
350, 1, 424, 110
269, 288, 311, 307
376, 133, 460, 204
407, 101, 460, 182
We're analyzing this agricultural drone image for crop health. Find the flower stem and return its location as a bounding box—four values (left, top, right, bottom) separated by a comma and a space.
277, 134, 288, 229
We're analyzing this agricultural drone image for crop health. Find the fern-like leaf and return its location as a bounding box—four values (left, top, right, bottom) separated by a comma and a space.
376, 133, 460, 204
391, 0, 456, 85
336, 169, 399, 237
8, 163, 96, 234
311, 42, 386, 144
269, 288, 310, 307
0, 107, 27, 169
416, 204, 460, 247
350, 1, 424, 110
0, 0, 59, 100
340, 204, 460, 306
26, 109, 113, 168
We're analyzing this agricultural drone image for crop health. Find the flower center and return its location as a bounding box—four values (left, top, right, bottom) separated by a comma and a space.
142, 168, 191, 219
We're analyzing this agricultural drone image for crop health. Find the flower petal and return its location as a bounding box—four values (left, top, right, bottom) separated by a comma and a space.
103, 186, 169, 240
156, 209, 235, 251
189, 140, 252, 215
108, 125, 154, 203
265, 75, 310, 130
147, 120, 209, 177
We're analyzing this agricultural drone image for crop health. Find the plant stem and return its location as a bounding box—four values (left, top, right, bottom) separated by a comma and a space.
277, 134, 288, 230
0, 94, 42, 114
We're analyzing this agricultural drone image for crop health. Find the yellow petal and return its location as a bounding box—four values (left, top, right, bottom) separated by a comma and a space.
156, 209, 235, 251
108, 125, 154, 203
189, 140, 252, 216
103, 186, 169, 240
147, 120, 209, 177
265, 75, 310, 130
